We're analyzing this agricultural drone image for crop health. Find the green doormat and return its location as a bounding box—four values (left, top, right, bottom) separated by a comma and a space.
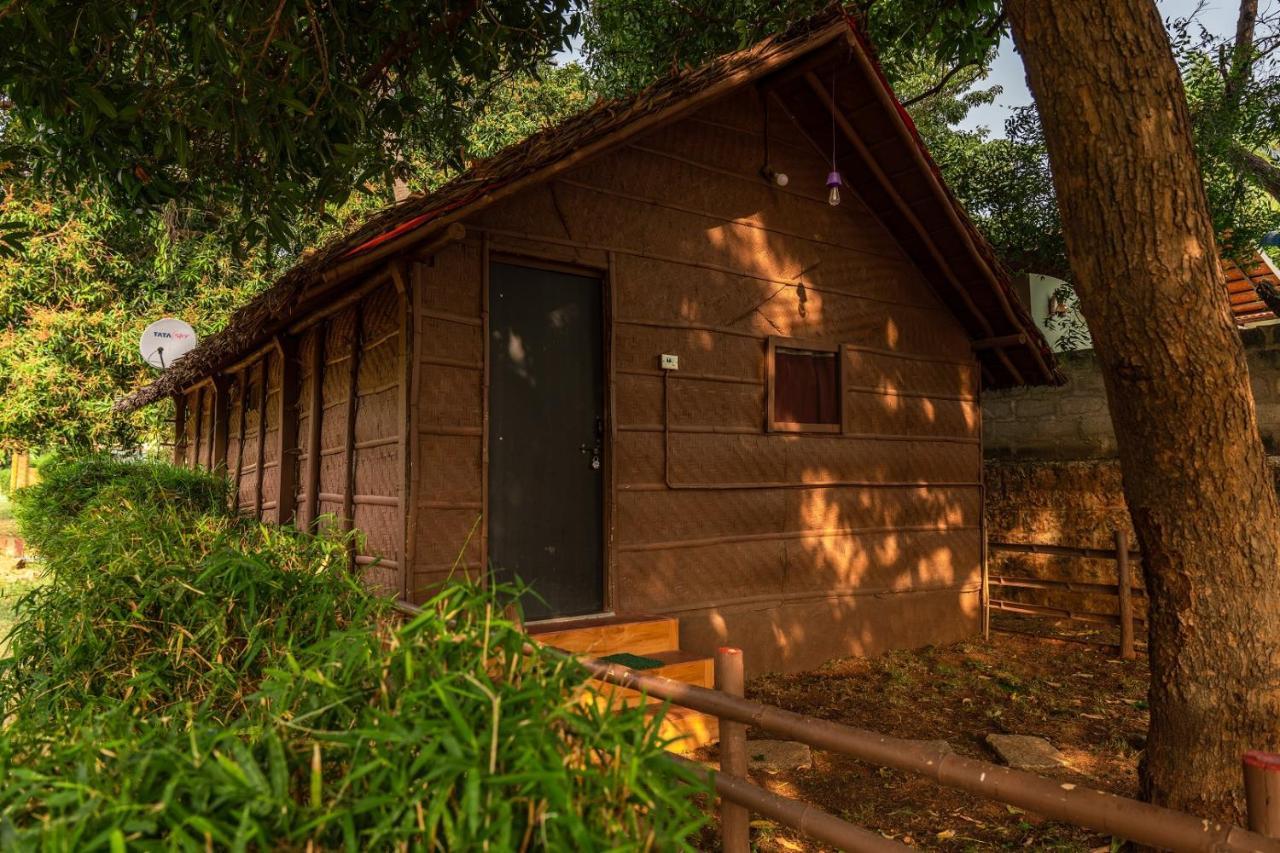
599, 652, 664, 670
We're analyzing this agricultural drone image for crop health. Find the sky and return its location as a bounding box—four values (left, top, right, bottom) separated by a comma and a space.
961, 0, 1242, 136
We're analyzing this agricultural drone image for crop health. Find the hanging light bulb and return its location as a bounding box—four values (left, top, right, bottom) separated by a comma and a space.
825, 72, 843, 206
826, 170, 843, 206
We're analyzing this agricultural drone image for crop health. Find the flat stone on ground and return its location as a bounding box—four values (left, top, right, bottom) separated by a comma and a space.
923, 739, 954, 756
747, 739, 813, 774
986, 734, 1068, 770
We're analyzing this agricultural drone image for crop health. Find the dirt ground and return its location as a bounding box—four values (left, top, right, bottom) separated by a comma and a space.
696, 620, 1148, 851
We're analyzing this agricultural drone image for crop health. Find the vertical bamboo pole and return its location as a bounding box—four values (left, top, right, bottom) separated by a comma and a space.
11, 450, 28, 490
479, 235, 491, 585
1244, 751, 1280, 838
305, 324, 326, 532
232, 370, 248, 513
190, 386, 204, 469
276, 335, 301, 526
343, 301, 363, 567
211, 375, 230, 473
1116, 528, 1135, 660
406, 265, 424, 602
715, 647, 749, 853
253, 356, 269, 520
396, 262, 417, 603
172, 395, 187, 466
978, 369, 990, 641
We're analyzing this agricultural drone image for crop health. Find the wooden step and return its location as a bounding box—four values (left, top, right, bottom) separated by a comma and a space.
530, 614, 718, 754
528, 613, 678, 657
582, 650, 713, 709
656, 706, 719, 753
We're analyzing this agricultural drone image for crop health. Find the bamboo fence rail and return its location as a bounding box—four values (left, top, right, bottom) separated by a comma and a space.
385, 600, 1280, 850
579, 651, 1280, 852
988, 531, 1143, 659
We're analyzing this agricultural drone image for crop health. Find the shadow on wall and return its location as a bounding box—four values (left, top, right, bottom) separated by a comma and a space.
418, 90, 987, 672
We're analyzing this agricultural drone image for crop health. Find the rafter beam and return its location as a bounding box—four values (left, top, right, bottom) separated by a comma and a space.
803, 71, 1026, 386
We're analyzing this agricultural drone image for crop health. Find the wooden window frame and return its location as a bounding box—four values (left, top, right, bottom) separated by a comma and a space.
766, 336, 843, 435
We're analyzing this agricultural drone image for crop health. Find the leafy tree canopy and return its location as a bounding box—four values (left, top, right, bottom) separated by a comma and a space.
0, 64, 590, 452
0, 1, 581, 249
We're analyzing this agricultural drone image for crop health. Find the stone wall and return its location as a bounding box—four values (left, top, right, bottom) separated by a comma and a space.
984, 460, 1144, 621
984, 324, 1280, 459
982, 329, 1280, 625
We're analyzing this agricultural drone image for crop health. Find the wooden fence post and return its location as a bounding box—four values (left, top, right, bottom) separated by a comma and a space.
13, 450, 30, 489
715, 647, 749, 853
1116, 529, 1135, 660
1244, 751, 1280, 838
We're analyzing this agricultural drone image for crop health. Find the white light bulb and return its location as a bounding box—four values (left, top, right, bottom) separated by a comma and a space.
827, 184, 841, 206
774, 171, 789, 187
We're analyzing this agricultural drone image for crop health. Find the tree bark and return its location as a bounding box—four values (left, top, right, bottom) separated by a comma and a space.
1007, 0, 1280, 823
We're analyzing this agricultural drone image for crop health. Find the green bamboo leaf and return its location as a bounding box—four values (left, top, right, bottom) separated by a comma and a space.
81, 86, 119, 119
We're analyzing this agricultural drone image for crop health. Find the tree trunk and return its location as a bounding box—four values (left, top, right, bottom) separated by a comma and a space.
1007, 0, 1280, 823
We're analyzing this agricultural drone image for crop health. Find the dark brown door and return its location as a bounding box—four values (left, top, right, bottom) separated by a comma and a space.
488, 262, 605, 620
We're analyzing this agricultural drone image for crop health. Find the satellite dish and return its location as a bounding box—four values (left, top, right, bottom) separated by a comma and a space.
139, 318, 198, 369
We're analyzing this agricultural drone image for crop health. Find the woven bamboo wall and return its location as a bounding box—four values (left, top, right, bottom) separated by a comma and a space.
173, 349, 274, 519
225, 376, 243, 489
193, 386, 214, 468
237, 357, 265, 515
351, 284, 404, 595
182, 387, 200, 468
410, 244, 485, 602
452, 88, 983, 672
318, 309, 355, 530
259, 353, 282, 518
169, 282, 408, 597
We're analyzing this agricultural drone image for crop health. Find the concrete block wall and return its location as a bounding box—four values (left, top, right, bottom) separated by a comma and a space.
984, 324, 1280, 460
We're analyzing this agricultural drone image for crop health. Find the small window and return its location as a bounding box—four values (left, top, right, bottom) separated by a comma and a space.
767, 337, 841, 433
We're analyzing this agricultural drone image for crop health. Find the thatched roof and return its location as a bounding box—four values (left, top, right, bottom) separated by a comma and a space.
118, 9, 1058, 413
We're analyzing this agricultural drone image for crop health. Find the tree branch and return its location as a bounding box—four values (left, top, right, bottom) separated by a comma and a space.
902, 60, 979, 107
903, 10, 1006, 108
358, 1, 482, 91
256, 0, 289, 65
1230, 143, 1280, 202
1223, 0, 1258, 103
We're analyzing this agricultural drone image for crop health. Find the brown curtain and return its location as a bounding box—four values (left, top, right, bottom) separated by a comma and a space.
775, 349, 839, 425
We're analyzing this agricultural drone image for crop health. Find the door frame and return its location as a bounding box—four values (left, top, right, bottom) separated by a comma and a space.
482, 241, 617, 618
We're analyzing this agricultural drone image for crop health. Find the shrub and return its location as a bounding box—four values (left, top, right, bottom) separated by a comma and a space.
12, 454, 227, 557
3, 454, 378, 723
0, 456, 708, 849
